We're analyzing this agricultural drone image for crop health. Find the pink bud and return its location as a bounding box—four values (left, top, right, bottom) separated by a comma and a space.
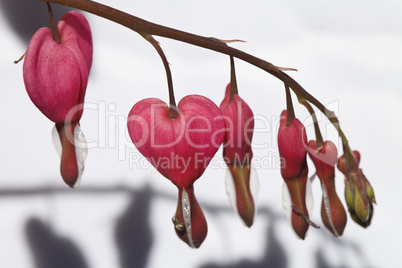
220, 84, 254, 166
308, 140, 337, 179
220, 84, 255, 227
127, 95, 225, 247
308, 140, 347, 237
23, 11, 92, 188
278, 110, 308, 179
278, 110, 310, 239
337, 150, 360, 175
23, 11, 92, 124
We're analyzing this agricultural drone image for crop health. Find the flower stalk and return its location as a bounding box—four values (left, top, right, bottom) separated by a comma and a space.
38, 0, 348, 148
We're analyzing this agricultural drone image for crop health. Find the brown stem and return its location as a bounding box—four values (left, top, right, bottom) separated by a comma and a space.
146, 36, 178, 118
291, 204, 320, 229
229, 56, 238, 102
301, 100, 324, 147
46, 2, 61, 44
14, 52, 26, 64
285, 83, 295, 126
39, 0, 352, 157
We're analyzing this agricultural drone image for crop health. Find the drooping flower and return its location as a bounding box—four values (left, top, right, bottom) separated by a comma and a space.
278, 110, 310, 239
220, 83, 256, 227
337, 150, 375, 227
23, 11, 92, 188
127, 95, 225, 248
308, 140, 347, 237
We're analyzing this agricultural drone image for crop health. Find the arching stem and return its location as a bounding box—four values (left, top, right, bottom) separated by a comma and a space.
146, 35, 178, 119
299, 99, 324, 148
39, 0, 356, 165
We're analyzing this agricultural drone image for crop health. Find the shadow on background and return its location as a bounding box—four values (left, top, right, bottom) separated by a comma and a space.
3, 184, 372, 268
200, 209, 287, 268
314, 233, 376, 268
115, 184, 153, 268
0, 0, 73, 45
26, 217, 88, 268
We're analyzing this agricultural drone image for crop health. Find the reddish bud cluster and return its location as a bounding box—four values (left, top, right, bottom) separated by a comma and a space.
338, 151, 375, 227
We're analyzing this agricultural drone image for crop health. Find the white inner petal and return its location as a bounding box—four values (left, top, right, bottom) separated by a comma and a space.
73, 125, 88, 188
321, 183, 339, 236
224, 168, 237, 213
224, 166, 260, 225
181, 188, 195, 248
51, 126, 62, 157
306, 178, 314, 217
281, 182, 293, 234
250, 167, 260, 212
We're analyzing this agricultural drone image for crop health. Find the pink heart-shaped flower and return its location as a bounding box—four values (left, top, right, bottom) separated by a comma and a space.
127, 94, 225, 247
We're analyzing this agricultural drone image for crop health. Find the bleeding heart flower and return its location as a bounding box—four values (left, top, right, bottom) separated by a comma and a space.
23, 11, 92, 187
308, 140, 347, 237
220, 83, 256, 227
278, 110, 310, 239
337, 150, 375, 227
127, 95, 225, 248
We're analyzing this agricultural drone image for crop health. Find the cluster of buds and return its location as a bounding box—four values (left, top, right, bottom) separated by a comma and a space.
23, 9, 92, 187
277, 106, 375, 238
338, 150, 376, 227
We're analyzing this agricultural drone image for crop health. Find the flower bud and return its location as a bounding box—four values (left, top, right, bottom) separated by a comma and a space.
23, 11, 92, 124
337, 151, 375, 227
308, 140, 347, 237
278, 110, 310, 239
220, 84, 256, 227
23, 11, 92, 187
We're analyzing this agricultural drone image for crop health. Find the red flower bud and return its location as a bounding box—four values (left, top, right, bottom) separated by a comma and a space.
220, 84, 255, 227
23, 11, 92, 187
278, 110, 310, 239
308, 140, 347, 237
220, 84, 254, 166
23, 11, 92, 124
278, 110, 308, 179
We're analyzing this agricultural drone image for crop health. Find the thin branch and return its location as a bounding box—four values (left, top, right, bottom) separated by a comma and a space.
146, 36, 179, 118
285, 83, 295, 126
46, 2, 61, 44
38, 0, 352, 154
229, 56, 238, 102
300, 99, 324, 147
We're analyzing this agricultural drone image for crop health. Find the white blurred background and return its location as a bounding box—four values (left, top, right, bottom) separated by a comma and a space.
1, 0, 401, 267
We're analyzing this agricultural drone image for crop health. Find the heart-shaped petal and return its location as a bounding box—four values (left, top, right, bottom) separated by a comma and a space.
127, 95, 225, 188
